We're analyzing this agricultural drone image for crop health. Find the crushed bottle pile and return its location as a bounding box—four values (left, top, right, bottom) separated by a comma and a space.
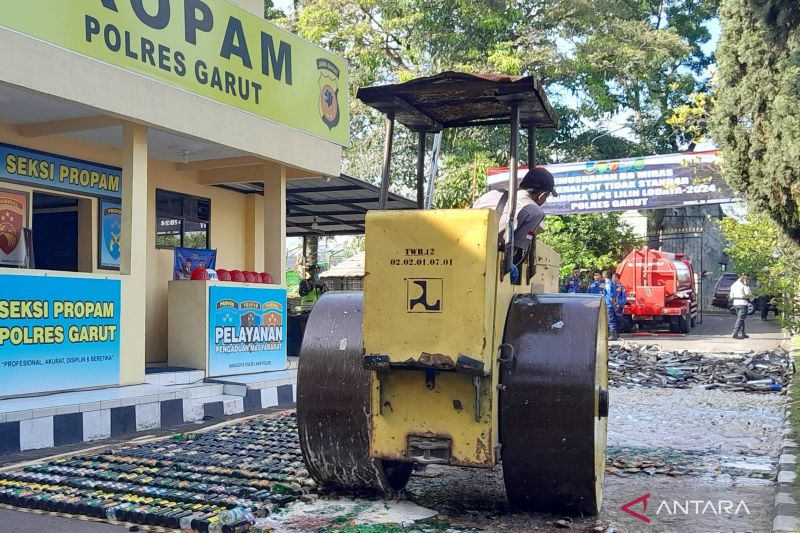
0, 414, 309, 532
609, 345, 793, 392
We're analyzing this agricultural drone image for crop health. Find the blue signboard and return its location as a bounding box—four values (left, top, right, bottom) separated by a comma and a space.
0, 142, 122, 199
0, 275, 121, 397
488, 150, 738, 214
99, 199, 121, 270
208, 286, 287, 377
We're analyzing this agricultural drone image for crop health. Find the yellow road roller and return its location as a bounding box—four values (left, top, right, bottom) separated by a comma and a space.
297, 72, 609, 515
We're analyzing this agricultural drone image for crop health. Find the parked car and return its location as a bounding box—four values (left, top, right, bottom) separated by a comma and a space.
712, 273, 739, 309
714, 272, 778, 317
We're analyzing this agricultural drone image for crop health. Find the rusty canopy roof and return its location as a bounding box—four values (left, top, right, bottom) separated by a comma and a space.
356, 72, 559, 132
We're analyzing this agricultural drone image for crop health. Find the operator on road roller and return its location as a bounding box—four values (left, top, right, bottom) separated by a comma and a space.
472, 167, 558, 282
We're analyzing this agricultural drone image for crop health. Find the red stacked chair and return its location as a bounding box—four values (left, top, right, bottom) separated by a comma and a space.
190, 267, 210, 281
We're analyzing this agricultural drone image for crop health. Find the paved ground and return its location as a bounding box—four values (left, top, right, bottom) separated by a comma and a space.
614, 312, 786, 352
0, 509, 127, 532
0, 314, 787, 532
405, 314, 788, 532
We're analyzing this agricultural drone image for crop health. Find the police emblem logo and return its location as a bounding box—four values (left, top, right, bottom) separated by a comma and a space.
316, 58, 341, 129
103, 206, 122, 260
0, 193, 25, 256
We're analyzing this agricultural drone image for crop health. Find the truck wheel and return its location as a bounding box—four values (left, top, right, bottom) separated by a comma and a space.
690, 316, 696, 328
678, 314, 690, 334
620, 316, 634, 333
668, 318, 679, 333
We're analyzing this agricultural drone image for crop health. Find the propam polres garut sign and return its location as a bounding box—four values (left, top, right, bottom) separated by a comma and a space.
0, 0, 349, 146
208, 285, 286, 377
0, 275, 121, 397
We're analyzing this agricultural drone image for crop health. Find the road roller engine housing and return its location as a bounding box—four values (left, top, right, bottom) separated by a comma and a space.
297, 72, 610, 516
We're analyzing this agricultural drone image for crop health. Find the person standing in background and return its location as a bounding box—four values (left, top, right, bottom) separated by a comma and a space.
602, 270, 618, 340
563, 266, 583, 293
730, 272, 752, 339
612, 272, 627, 333
586, 271, 603, 294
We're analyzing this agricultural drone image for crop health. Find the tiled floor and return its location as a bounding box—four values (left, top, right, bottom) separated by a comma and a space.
0, 363, 300, 425
216, 368, 297, 385
0, 382, 193, 414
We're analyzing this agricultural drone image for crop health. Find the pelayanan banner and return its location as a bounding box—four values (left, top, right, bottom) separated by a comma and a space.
0, 0, 349, 146
487, 150, 738, 214
0, 275, 121, 397
208, 285, 286, 377
2, 143, 122, 199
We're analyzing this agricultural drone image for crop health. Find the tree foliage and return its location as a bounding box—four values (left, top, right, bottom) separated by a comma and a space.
540, 213, 643, 277
667, 90, 715, 145
282, 0, 719, 190
271, 1, 718, 274
719, 212, 800, 332
711, 0, 800, 244
263, 0, 286, 20
718, 212, 780, 275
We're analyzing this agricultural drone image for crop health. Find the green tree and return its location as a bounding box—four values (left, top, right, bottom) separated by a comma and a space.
264, 0, 285, 19
560, 0, 719, 152
286, 0, 719, 193
283, 0, 718, 281
666, 89, 715, 146
718, 211, 800, 332
711, 0, 800, 243
539, 213, 643, 278
718, 212, 779, 275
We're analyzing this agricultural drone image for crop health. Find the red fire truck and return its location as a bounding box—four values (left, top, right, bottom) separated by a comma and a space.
615, 247, 698, 334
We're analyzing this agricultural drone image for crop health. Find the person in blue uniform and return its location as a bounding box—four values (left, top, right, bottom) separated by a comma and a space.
586, 271, 603, 294
563, 266, 583, 293
602, 270, 619, 340
612, 272, 627, 332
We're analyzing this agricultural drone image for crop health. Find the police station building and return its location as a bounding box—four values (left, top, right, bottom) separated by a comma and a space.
0, 0, 347, 451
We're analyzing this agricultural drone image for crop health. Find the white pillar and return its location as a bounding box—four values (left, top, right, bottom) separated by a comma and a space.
263, 166, 287, 286
119, 122, 148, 384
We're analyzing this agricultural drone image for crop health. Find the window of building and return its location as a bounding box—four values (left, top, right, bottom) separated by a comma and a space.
155, 189, 210, 249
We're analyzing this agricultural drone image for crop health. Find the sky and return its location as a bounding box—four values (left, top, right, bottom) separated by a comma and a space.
273, 0, 293, 13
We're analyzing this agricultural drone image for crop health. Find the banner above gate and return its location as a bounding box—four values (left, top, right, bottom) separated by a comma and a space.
487, 150, 738, 214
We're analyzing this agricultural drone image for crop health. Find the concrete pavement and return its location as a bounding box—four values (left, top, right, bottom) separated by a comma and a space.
0, 508, 127, 532
615, 312, 786, 352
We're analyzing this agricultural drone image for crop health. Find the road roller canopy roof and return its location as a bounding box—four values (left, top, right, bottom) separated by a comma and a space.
356, 72, 559, 132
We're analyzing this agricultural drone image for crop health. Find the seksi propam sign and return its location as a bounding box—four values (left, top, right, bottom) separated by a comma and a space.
0, 275, 121, 396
